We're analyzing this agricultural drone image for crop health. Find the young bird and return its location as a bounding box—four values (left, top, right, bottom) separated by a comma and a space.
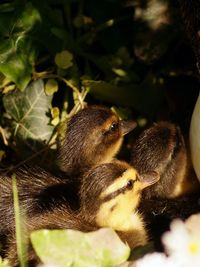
79, 160, 159, 248
0, 105, 136, 264
58, 105, 136, 177
131, 121, 199, 199
3, 161, 159, 266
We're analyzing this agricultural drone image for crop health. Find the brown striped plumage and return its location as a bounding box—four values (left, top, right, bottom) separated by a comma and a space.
131, 121, 199, 199
1, 161, 159, 266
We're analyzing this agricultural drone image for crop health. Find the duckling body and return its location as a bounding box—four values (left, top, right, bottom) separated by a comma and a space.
131, 121, 199, 199
0, 105, 136, 265
0, 105, 135, 230
80, 160, 158, 249
2, 161, 159, 265
58, 105, 136, 177
0, 167, 74, 235
57, 105, 136, 209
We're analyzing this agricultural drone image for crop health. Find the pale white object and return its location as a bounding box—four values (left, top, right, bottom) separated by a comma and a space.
190, 92, 200, 181
162, 217, 200, 267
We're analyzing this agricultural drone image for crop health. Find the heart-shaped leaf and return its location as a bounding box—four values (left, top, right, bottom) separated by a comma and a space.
31, 228, 130, 267
3, 79, 54, 153
0, 2, 41, 90
55, 50, 74, 69
45, 79, 59, 96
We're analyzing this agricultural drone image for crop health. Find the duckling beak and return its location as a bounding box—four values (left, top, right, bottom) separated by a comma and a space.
120, 120, 137, 136
138, 171, 160, 189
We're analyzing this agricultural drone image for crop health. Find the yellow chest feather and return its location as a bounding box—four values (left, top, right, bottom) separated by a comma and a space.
96, 192, 143, 232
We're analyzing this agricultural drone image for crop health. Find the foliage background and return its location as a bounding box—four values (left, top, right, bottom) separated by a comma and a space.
0, 0, 199, 169
0, 1, 199, 266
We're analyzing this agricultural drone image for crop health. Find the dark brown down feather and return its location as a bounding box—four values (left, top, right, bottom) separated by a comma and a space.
1, 160, 158, 266
131, 121, 199, 199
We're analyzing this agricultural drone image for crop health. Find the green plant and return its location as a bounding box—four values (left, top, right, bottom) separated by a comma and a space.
12, 174, 27, 267
1, 0, 190, 163
31, 228, 130, 267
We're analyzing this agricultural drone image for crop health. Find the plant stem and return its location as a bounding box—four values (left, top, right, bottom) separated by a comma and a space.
12, 174, 27, 267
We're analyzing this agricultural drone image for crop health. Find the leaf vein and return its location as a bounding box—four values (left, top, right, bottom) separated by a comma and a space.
19, 88, 44, 123
11, 98, 21, 120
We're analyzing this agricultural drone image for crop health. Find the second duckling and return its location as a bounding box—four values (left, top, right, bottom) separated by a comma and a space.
80, 160, 159, 248
3, 161, 159, 265
131, 121, 199, 199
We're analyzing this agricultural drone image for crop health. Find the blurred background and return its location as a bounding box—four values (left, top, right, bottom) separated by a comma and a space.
0, 0, 199, 169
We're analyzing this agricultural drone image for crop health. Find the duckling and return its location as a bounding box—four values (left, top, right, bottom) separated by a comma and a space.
3, 161, 159, 266
58, 105, 136, 177
131, 121, 199, 199
0, 166, 73, 235
0, 105, 136, 262
79, 160, 160, 247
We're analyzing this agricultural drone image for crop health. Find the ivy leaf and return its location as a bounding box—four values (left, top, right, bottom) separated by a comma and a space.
0, 2, 41, 90
31, 228, 130, 267
45, 79, 58, 96
83, 78, 164, 117
0, 38, 34, 90
55, 50, 74, 69
3, 79, 54, 154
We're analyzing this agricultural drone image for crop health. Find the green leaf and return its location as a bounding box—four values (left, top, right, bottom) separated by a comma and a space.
111, 106, 132, 120
0, 11, 14, 36
3, 79, 54, 153
112, 68, 127, 77
45, 79, 59, 96
55, 50, 74, 69
0, 38, 33, 90
0, 257, 10, 267
14, 2, 41, 32
83, 78, 164, 117
0, 2, 41, 90
51, 107, 60, 126
31, 228, 130, 267
12, 175, 27, 267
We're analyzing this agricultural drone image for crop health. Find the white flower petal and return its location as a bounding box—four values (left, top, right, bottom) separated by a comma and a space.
134, 252, 177, 267
162, 219, 189, 256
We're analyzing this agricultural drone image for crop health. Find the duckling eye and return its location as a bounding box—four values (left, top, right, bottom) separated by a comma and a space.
126, 179, 134, 190
109, 122, 119, 132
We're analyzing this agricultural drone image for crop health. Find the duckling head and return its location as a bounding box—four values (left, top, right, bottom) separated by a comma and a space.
80, 161, 159, 232
131, 121, 193, 198
58, 106, 136, 176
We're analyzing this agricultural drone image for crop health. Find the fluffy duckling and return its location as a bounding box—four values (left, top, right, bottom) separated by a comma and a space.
3, 161, 159, 265
131, 121, 199, 199
1, 105, 136, 211
58, 105, 136, 176
79, 160, 159, 247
